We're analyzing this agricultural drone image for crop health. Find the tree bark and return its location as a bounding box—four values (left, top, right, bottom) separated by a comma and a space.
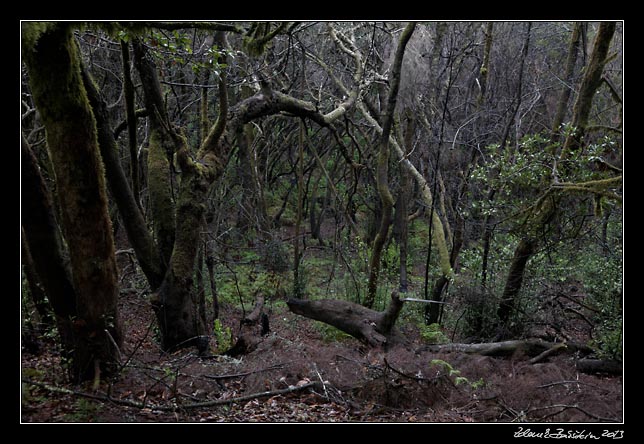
23, 23, 123, 382
550, 22, 582, 144
21, 136, 77, 348
120, 40, 141, 206
561, 22, 617, 157
81, 65, 165, 290
132, 38, 177, 266
576, 358, 622, 375
21, 231, 54, 328
495, 23, 617, 335
477, 22, 494, 107
394, 158, 411, 292
287, 291, 404, 348
236, 122, 269, 234
223, 293, 269, 357
365, 22, 416, 309
496, 237, 537, 329
426, 185, 465, 325
423, 339, 592, 358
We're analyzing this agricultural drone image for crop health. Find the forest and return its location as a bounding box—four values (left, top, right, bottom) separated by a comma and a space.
21, 21, 622, 423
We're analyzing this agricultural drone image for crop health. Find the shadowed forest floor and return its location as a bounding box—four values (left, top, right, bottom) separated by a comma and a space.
21, 285, 622, 423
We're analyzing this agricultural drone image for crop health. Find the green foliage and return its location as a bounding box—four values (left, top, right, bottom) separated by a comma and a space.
261, 238, 290, 273
213, 319, 232, 353
64, 398, 102, 422
315, 322, 352, 343
592, 318, 622, 361
419, 323, 450, 344
429, 359, 485, 389
21, 22, 58, 53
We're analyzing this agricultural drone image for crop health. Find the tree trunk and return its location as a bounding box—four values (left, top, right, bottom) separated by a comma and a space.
21, 228, 54, 328
132, 38, 177, 267
205, 247, 219, 321
365, 22, 416, 309
576, 358, 622, 375
120, 40, 141, 207
494, 22, 617, 336
477, 22, 494, 107
394, 164, 411, 293
236, 122, 269, 234
287, 291, 404, 348
81, 65, 165, 290
393, 113, 415, 293
499, 22, 531, 150
496, 237, 537, 330
21, 135, 77, 357
561, 22, 617, 157
150, 158, 209, 353
426, 182, 466, 325
550, 22, 582, 144
422, 339, 592, 358
23, 23, 123, 382
427, 231, 464, 325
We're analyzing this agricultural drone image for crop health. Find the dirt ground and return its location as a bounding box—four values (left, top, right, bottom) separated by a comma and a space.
21, 285, 622, 423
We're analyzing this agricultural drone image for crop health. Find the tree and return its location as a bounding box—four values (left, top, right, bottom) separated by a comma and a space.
22, 23, 123, 381
495, 22, 619, 332
121, 22, 370, 351
21, 134, 76, 358
21, 21, 621, 369
365, 22, 417, 308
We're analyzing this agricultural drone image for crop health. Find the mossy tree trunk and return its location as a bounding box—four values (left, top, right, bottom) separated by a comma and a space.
477, 22, 494, 107
21, 230, 54, 328
22, 23, 123, 382
131, 37, 207, 351
120, 40, 142, 208
132, 38, 178, 267
365, 22, 416, 309
550, 22, 582, 145
426, 200, 465, 325
81, 65, 165, 290
560, 22, 617, 157
21, 136, 76, 351
496, 237, 537, 328
393, 114, 415, 293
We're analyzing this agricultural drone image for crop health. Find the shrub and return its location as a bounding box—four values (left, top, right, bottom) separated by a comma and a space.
419, 323, 450, 344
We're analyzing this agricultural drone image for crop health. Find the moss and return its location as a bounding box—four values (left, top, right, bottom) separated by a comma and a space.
147, 129, 176, 263
431, 211, 454, 279
23, 22, 122, 381
21, 22, 56, 56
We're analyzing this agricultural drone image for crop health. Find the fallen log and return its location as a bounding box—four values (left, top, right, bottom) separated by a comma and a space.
286, 291, 403, 348
421, 340, 594, 359
576, 358, 622, 375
